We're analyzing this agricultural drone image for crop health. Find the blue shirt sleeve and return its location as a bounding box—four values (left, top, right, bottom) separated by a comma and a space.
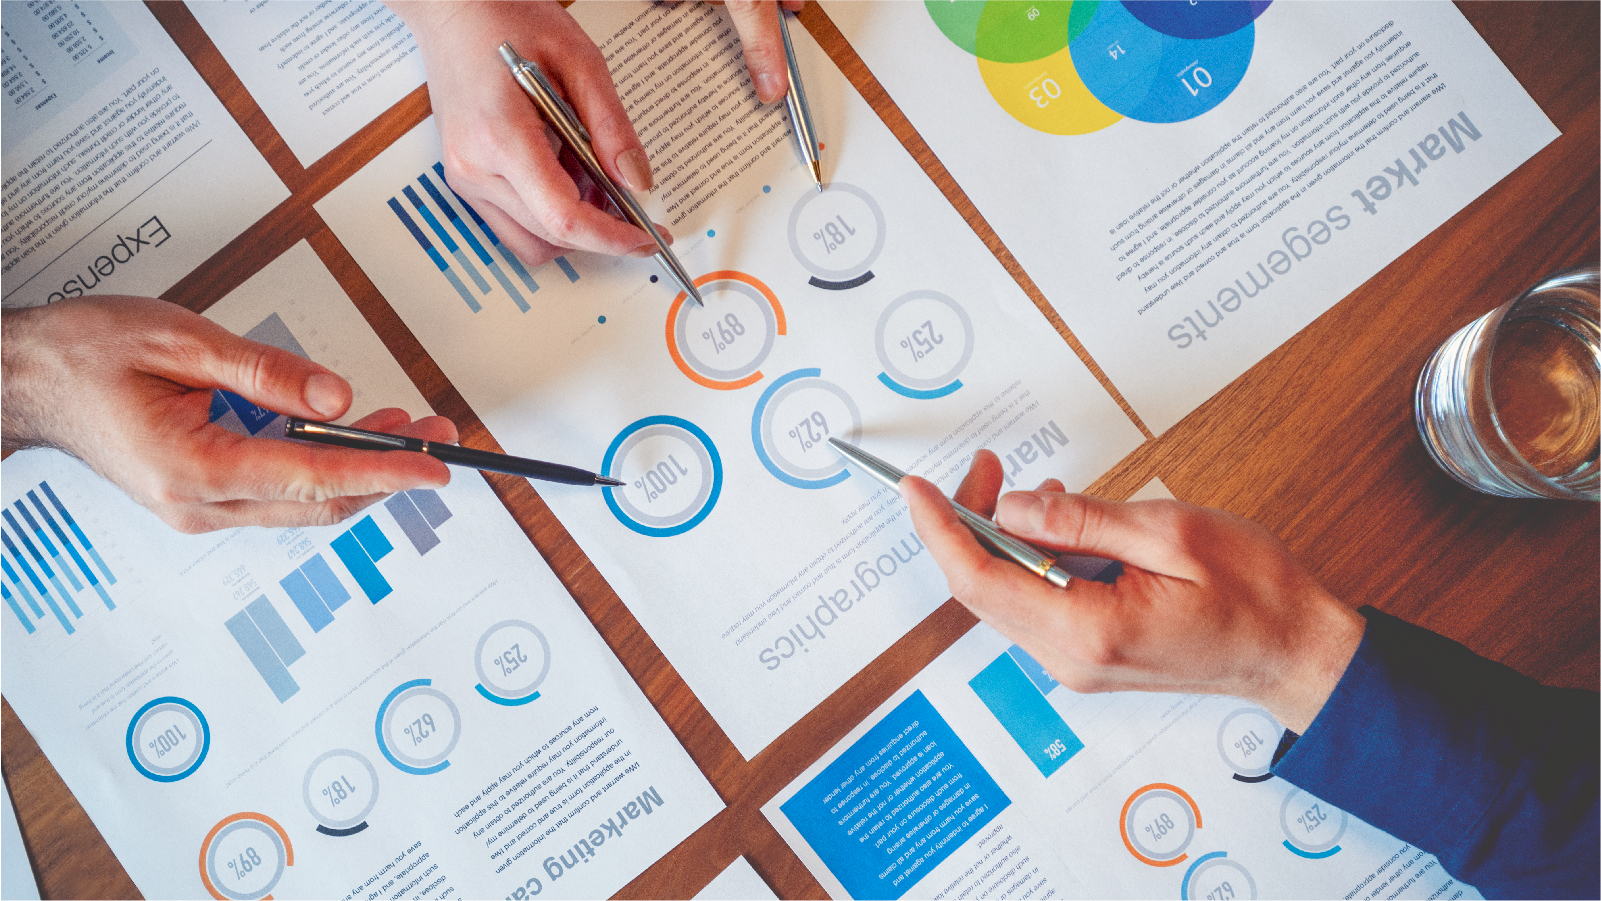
1270, 607, 1598, 899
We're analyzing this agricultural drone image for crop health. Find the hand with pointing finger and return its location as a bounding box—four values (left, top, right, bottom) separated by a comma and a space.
2, 297, 458, 534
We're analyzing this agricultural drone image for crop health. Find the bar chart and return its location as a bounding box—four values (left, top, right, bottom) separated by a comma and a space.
383, 488, 453, 555
1, 479, 118, 637
967, 645, 1084, 778
225, 595, 307, 703
330, 514, 395, 603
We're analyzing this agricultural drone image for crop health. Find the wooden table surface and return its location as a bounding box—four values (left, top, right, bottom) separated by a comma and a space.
3, 2, 1596, 898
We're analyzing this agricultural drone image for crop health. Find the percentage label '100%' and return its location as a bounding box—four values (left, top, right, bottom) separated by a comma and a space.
900, 319, 944, 362
147, 723, 188, 759
635, 455, 690, 504
789, 412, 829, 453
813, 215, 855, 253
701, 313, 745, 353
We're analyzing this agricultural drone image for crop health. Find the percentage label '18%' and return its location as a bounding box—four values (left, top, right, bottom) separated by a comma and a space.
302, 749, 380, 834
813, 215, 856, 253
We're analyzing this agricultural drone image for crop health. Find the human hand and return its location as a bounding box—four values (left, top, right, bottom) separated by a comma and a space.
392, 1, 670, 266
718, 1, 808, 103
901, 450, 1366, 732
1, 297, 457, 534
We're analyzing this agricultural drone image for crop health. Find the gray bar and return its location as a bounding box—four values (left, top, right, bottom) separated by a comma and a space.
407, 489, 453, 529
385, 494, 440, 556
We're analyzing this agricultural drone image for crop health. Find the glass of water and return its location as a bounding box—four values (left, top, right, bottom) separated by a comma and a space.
1415, 266, 1600, 501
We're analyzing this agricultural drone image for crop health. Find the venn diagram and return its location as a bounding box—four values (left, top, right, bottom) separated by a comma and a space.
926, 0, 1271, 134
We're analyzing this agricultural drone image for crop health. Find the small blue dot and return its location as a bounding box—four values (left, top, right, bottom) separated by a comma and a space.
598, 315, 607, 324
763, 185, 771, 193
649, 275, 658, 283
706, 229, 716, 238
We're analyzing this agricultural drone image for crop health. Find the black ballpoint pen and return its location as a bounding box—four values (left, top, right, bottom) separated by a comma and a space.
285, 419, 624, 487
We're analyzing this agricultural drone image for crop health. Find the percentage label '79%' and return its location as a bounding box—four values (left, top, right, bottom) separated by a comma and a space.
813, 215, 855, 253
635, 455, 690, 504
789, 412, 829, 453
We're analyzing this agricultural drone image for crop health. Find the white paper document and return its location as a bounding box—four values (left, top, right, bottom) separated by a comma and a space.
1, 1, 288, 308
764, 619, 1481, 900
186, 1, 425, 166
0, 243, 721, 900
694, 856, 778, 901
824, 1, 1558, 433
316, 0, 1144, 758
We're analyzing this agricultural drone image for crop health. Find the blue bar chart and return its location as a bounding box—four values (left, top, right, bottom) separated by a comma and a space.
388, 196, 482, 312
969, 646, 1084, 777
226, 596, 306, 703
331, 515, 395, 603
208, 314, 314, 437
2, 480, 118, 636
416, 172, 530, 312
431, 162, 541, 295
383, 489, 453, 555
279, 553, 352, 633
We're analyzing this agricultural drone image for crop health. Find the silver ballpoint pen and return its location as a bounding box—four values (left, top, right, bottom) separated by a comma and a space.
499, 43, 704, 305
829, 438, 1074, 589
777, 10, 824, 192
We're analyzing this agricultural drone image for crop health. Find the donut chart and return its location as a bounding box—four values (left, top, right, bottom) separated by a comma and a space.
1120, 782, 1202, 867
926, 0, 1269, 134
751, 369, 862, 489
666, 272, 785, 390
127, 696, 210, 783
602, 416, 723, 537
198, 812, 293, 900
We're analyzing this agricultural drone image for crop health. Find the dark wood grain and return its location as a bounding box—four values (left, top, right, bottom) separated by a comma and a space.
3, 3, 1595, 898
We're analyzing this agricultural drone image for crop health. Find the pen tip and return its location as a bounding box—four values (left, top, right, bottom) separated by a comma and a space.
596, 476, 626, 487
689, 287, 705, 306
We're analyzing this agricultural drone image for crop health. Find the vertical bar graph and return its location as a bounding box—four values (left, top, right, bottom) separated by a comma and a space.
383, 489, 453, 556
388, 196, 482, 312
331, 515, 393, 603
433, 162, 540, 295
27, 490, 113, 610
278, 552, 352, 633
11, 501, 83, 591
418, 173, 530, 312
2, 512, 80, 617
2, 555, 46, 619
969, 650, 1084, 778
554, 256, 580, 283
300, 554, 351, 612
1, 538, 72, 633
225, 597, 302, 703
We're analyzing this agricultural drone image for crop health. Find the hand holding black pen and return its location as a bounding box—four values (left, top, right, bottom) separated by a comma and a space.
286, 419, 622, 487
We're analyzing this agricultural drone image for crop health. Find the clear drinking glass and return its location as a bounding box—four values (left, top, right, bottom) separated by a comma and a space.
1415, 266, 1600, 501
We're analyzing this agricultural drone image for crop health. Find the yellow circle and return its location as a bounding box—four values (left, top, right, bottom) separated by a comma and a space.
978, 44, 1121, 135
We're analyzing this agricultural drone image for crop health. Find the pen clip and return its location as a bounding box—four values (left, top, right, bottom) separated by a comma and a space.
499, 43, 592, 144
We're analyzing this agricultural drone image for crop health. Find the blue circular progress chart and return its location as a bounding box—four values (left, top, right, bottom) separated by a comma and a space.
1071, 0, 1257, 124
752, 369, 862, 489
375, 679, 461, 775
875, 290, 974, 399
1279, 788, 1346, 858
602, 416, 723, 537
474, 619, 551, 706
1181, 851, 1258, 900
126, 696, 210, 782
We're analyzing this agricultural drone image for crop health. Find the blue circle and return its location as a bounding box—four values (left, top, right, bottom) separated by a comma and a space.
1123, 0, 1270, 40
126, 696, 210, 782
375, 678, 451, 776
751, 369, 853, 489
598, 315, 607, 324
650, 274, 659, 283
763, 185, 771, 193
601, 416, 723, 537
706, 229, 716, 237
1073, 2, 1254, 123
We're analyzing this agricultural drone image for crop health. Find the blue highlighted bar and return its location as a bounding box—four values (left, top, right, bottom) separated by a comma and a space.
969, 652, 1084, 778
39, 482, 115, 585
388, 197, 482, 312
404, 185, 492, 293
385, 493, 440, 556
246, 596, 305, 666
2, 538, 70, 633
554, 256, 580, 283
27, 491, 112, 610
416, 173, 529, 312
13, 501, 82, 591
3, 513, 79, 618
300, 554, 350, 612
351, 515, 392, 561
3, 555, 45, 618
280, 569, 333, 633
4, 583, 34, 633
1007, 644, 1059, 695
434, 162, 540, 295
332, 523, 391, 603
225, 609, 299, 702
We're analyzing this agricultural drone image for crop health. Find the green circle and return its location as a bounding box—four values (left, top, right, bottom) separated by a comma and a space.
925, 0, 987, 55
974, 1, 1083, 64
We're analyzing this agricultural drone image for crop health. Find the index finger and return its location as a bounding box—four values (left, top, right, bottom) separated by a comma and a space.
724, 1, 789, 102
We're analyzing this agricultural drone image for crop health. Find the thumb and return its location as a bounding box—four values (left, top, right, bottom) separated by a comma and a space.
160, 318, 352, 421
994, 493, 1197, 579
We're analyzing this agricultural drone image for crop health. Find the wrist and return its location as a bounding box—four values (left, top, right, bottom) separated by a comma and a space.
1, 306, 62, 453
1261, 592, 1367, 733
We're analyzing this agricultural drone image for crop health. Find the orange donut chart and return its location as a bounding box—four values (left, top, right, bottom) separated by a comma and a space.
199, 811, 294, 900
1119, 782, 1203, 867
666, 270, 787, 390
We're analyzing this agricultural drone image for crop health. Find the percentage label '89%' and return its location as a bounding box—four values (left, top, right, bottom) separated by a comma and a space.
1120, 785, 1199, 865
200, 814, 290, 901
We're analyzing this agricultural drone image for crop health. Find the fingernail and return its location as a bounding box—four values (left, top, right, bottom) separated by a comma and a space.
617, 148, 653, 192
304, 372, 348, 418
630, 243, 658, 258
756, 72, 781, 103
998, 492, 1043, 533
